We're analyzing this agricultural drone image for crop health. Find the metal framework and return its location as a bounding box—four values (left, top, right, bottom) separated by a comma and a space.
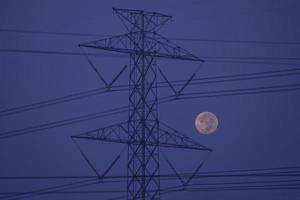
74, 8, 210, 200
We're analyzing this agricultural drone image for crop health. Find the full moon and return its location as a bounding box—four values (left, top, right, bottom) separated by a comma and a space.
195, 112, 218, 135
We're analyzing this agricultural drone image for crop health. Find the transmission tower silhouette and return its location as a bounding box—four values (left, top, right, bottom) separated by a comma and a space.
73, 8, 211, 200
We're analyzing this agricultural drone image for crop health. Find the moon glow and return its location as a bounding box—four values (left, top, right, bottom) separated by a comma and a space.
195, 112, 218, 134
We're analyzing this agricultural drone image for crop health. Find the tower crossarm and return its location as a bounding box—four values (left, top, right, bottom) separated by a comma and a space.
71, 122, 128, 144
159, 128, 211, 151
79, 32, 204, 62
71, 122, 211, 151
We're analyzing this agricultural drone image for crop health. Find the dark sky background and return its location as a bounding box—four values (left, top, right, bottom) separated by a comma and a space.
0, 0, 300, 199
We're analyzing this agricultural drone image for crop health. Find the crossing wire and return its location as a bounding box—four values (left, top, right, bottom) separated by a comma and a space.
0, 68, 299, 118
1, 28, 300, 45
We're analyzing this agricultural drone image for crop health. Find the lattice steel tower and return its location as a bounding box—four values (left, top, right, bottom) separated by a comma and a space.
74, 8, 210, 200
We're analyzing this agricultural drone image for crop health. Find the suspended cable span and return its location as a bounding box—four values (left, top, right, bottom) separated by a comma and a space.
0, 87, 127, 118
1, 179, 100, 200
2, 28, 300, 45
0, 28, 109, 37
205, 59, 300, 66
165, 68, 300, 84
0, 48, 123, 57
1, 166, 300, 180
158, 69, 300, 89
176, 83, 300, 100
1, 180, 300, 195
2, 48, 300, 62
1, 68, 299, 118
1, 179, 300, 199
0, 106, 128, 139
0, 97, 176, 140
0, 83, 299, 139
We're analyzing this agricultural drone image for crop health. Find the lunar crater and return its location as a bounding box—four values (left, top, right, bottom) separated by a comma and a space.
195, 112, 218, 134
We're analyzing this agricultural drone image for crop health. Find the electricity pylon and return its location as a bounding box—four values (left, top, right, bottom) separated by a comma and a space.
73, 8, 211, 200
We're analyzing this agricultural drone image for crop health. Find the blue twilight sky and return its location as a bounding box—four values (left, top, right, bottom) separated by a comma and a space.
0, 0, 300, 199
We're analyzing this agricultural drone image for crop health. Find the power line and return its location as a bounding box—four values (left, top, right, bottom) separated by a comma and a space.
2, 180, 300, 196
0, 48, 121, 58
0, 106, 128, 139
0, 96, 173, 139
0, 178, 99, 200
171, 37, 300, 45
0, 87, 127, 118
177, 83, 300, 100
194, 165, 300, 174
182, 83, 300, 95
0, 190, 126, 195
2, 28, 300, 45
203, 56, 300, 61
164, 68, 300, 84
1, 68, 299, 118
164, 68, 300, 88
0, 82, 299, 139
1, 177, 300, 198
206, 59, 300, 66
0, 82, 298, 140
1, 166, 300, 199
2, 48, 300, 63
1, 165, 300, 180
163, 185, 300, 194
0, 28, 109, 37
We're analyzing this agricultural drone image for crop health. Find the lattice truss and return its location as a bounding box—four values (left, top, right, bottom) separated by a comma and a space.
73, 8, 210, 200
